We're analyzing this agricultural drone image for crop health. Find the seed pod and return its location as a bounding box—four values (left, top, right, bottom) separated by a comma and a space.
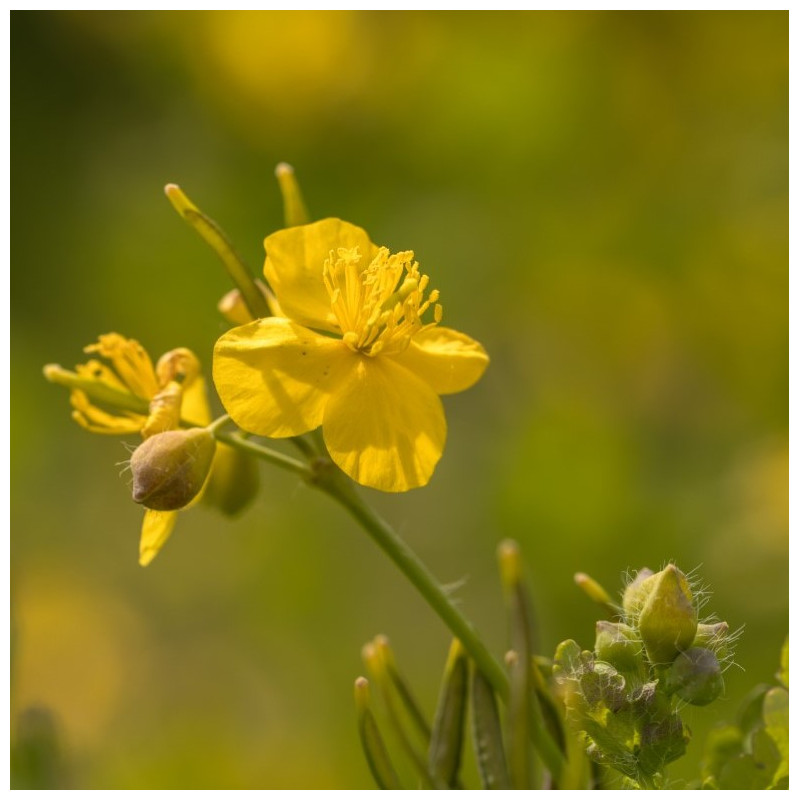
130, 428, 216, 511
637, 565, 698, 665
665, 647, 724, 706
354, 677, 402, 790
471, 664, 511, 789
429, 639, 468, 788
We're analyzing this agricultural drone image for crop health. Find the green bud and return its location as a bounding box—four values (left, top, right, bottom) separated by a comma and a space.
637, 565, 698, 665
575, 572, 618, 617
130, 428, 216, 511
692, 622, 731, 661
665, 647, 724, 706
594, 621, 642, 673
202, 443, 259, 516
621, 567, 655, 619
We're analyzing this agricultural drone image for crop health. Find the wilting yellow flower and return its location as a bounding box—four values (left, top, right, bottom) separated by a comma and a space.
63, 334, 212, 566
213, 218, 489, 491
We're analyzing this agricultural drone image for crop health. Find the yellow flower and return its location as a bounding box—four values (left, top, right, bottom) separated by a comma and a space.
213, 218, 489, 492
66, 334, 212, 566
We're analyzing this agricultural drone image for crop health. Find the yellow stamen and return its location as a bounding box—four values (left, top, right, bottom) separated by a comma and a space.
323, 246, 442, 357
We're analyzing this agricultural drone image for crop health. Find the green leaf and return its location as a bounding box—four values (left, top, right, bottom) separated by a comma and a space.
762, 686, 788, 788
716, 728, 779, 790
702, 724, 743, 784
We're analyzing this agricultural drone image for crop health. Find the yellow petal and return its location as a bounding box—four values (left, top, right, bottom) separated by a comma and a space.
70, 390, 145, 434
181, 376, 212, 427
391, 327, 490, 396
263, 218, 379, 332
213, 317, 351, 437
76, 359, 129, 393
323, 357, 446, 492
85, 334, 160, 399
139, 509, 178, 566
141, 381, 184, 438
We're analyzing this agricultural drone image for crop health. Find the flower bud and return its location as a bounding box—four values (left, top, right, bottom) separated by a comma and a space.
218, 281, 275, 326
637, 564, 697, 665
665, 647, 724, 706
621, 567, 655, 619
130, 428, 216, 511
202, 444, 259, 516
692, 621, 731, 661
595, 621, 642, 673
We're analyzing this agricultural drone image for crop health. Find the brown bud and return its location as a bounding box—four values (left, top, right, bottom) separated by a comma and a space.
130, 428, 216, 511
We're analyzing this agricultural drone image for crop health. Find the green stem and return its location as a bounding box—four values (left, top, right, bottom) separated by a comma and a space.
310, 462, 509, 702
213, 430, 311, 478
46, 363, 558, 774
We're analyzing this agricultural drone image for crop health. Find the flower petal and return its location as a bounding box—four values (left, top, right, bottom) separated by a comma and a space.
263, 218, 379, 331
391, 327, 490, 395
139, 510, 178, 566
70, 390, 145, 434
213, 317, 350, 437
181, 376, 212, 427
323, 357, 446, 492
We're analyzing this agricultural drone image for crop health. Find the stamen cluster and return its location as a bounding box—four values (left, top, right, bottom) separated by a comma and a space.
323, 246, 442, 356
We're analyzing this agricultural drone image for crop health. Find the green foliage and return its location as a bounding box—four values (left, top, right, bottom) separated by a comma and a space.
354, 554, 747, 790
702, 637, 789, 790
553, 565, 737, 789
553, 641, 688, 787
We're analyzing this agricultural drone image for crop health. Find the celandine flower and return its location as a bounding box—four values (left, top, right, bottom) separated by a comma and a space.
213, 218, 489, 492
56, 334, 212, 565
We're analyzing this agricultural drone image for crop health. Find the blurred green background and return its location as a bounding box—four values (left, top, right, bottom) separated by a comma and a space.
11, 10, 787, 789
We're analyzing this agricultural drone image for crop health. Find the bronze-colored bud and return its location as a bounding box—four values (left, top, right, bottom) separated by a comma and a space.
637, 565, 698, 665
130, 428, 216, 511
665, 647, 724, 706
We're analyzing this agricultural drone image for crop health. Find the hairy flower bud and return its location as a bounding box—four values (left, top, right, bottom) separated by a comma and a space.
595, 621, 642, 673
621, 567, 655, 619
130, 428, 216, 511
692, 621, 731, 661
665, 647, 724, 706
637, 565, 698, 665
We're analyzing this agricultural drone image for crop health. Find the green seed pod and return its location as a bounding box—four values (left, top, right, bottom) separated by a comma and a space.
637, 565, 698, 665
595, 621, 642, 673
621, 567, 655, 620
665, 647, 724, 706
130, 428, 216, 511
354, 677, 402, 790
429, 639, 468, 788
